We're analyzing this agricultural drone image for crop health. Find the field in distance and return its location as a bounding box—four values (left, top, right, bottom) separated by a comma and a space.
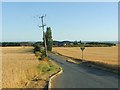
53, 46, 118, 66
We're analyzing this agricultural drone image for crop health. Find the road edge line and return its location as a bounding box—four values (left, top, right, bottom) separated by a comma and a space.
48, 67, 63, 89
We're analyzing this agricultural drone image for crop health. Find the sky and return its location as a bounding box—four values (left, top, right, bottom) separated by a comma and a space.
2, 2, 118, 42
1, 0, 119, 2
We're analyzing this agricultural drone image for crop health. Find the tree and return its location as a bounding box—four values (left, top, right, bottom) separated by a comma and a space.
73, 40, 78, 45
46, 27, 53, 51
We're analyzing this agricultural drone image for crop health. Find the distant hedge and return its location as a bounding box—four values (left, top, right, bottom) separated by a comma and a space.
0, 41, 116, 47
85, 42, 116, 47
52, 41, 116, 47
1, 42, 34, 47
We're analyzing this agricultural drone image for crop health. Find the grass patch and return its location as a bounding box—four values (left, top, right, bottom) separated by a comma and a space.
26, 57, 61, 88
37, 59, 60, 74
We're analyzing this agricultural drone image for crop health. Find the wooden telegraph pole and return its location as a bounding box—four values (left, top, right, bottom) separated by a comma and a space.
38, 15, 47, 57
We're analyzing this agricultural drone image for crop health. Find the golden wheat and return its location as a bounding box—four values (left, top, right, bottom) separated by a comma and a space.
2, 46, 39, 88
53, 46, 118, 65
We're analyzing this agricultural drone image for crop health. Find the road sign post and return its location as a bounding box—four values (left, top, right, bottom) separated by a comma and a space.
80, 47, 85, 60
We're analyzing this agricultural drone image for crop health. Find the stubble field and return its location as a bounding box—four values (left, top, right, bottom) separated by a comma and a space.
53, 46, 118, 66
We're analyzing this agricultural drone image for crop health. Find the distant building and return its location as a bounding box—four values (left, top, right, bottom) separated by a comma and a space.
70, 42, 74, 45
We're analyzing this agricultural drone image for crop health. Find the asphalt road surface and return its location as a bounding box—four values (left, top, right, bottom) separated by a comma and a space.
48, 53, 119, 89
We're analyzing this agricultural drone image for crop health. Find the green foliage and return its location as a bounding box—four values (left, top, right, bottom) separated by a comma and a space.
37, 60, 60, 73
37, 61, 50, 72
46, 27, 53, 51
35, 51, 42, 57
33, 43, 42, 53
41, 50, 46, 58
33, 42, 46, 59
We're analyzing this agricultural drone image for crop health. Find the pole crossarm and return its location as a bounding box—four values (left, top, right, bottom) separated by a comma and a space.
38, 24, 46, 28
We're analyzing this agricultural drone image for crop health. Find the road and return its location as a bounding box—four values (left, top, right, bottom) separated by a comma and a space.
48, 53, 119, 89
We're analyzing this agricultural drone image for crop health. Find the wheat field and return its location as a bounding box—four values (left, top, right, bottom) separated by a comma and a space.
2, 46, 40, 88
53, 46, 118, 65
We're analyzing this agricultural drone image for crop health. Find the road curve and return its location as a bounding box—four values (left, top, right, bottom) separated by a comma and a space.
48, 53, 119, 89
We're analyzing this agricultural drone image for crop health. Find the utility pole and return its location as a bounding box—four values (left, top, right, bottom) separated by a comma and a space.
38, 15, 47, 57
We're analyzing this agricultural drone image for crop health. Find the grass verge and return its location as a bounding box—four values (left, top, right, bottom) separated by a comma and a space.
26, 58, 61, 88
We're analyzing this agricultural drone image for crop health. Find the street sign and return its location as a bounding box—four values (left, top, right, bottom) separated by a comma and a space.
80, 47, 85, 51
80, 47, 85, 60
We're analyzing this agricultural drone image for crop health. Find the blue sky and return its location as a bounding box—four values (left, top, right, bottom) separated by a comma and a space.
2, 2, 118, 42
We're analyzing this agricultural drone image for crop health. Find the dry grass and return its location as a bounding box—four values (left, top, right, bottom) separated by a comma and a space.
2, 46, 60, 88
53, 46, 118, 66
2, 46, 40, 88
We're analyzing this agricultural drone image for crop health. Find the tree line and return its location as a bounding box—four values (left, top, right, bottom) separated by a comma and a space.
1, 41, 116, 47
52, 41, 116, 47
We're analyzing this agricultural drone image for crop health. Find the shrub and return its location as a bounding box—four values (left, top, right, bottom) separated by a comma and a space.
34, 43, 47, 60
35, 51, 42, 57
34, 43, 42, 52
